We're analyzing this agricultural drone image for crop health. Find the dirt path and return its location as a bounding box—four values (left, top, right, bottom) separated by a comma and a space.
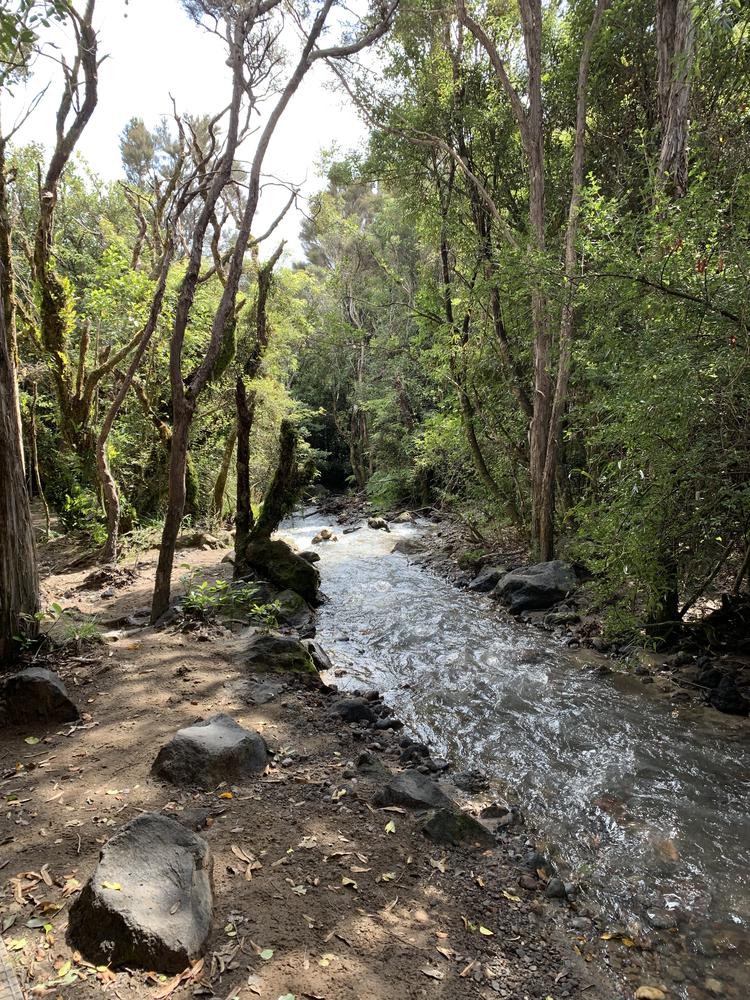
1, 542, 628, 1000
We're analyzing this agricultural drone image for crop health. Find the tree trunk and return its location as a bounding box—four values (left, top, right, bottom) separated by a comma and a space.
656, 0, 695, 198
0, 281, 39, 664
251, 419, 311, 541
212, 427, 237, 517
150, 404, 191, 622
234, 379, 255, 577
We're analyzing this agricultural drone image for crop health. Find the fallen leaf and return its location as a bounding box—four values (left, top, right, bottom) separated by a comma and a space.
384, 820, 396, 834
259, 948, 274, 961
421, 966, 445, 980
6, 938, 27, 951
430, 857, 447, 873
341, 877, 358, 889
218, 791, 233, 800
379, 871, 396, 882
101, 882, 122, 891
24, 737, 40, 745
479, 926, 494, 936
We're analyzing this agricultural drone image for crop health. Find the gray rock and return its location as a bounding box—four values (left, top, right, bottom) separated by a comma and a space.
356, 751, 389, 778
545, 610, 581, 627
331, 697, 376, 724
391, 537, 427, 556
493, 561, 578, 613
545, 877, 567, 899
3, 667, 79, 725
243, 632, 316, 675
274, 589, 314, 631
392, 511, 414, 524
422, 808, 496, 848
298, 550, 321, 564
246, 680, 285, 705
245, 537, 320, 604
302, 640, 333, 673
151, 714, 267, 788
68, 812, 213, 972
467, 566, 507, 593
367, 517, 390, 532
342, 525, 361, 535
374, 770, 453, 810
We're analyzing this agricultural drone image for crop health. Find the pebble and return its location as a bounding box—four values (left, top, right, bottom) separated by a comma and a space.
544, 877, 567, 899
705, 979, 724, 996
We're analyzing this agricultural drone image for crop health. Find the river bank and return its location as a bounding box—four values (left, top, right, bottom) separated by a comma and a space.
2, 522, 748, 1000
1, 535, 621, 1000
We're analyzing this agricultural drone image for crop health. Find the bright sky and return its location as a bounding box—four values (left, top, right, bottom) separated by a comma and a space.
2, 0, 369, 258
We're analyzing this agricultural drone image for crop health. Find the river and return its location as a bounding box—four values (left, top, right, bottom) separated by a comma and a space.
282, 513, 750, 995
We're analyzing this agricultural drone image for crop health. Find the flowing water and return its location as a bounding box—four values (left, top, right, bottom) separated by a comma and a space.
283, 514, 750, 991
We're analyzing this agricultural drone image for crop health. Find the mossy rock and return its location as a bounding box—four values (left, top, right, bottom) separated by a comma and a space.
245, 538, 320, 604
243, 632, 317, 676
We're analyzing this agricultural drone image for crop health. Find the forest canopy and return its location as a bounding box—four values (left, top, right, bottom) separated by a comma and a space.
0, 0, 749, 657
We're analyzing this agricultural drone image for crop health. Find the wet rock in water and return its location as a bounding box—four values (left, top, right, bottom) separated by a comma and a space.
3, 667, 80, 725
524, 850, 557, 877
242, 632, 316, 675
330, 697, 376, 724
68, 812, 213, 972
480, 801, 511, 819
299, 550, 321, 563
493, 561, 578, 613
302, 639, 333, 673
708, 676, 749, 716
452, 769, 490, 793
342, 525, 361, 534
400, 742, 430, 766
544, 877, 567, 899
151, 713, 267, 788
467, 566, 507, 593
422, 807, 496, 848
391, 511, 414, 523
374, 770, 453, 810
367, 517, 390, 532
391, 537, 428, 556
274, 589, 314, 631
245, 537, 320, 604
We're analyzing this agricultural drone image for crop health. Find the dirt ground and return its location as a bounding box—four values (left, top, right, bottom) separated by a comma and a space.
0, 539, 667, 1000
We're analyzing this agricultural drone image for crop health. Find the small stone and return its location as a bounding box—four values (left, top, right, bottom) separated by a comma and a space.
421, 806, 496, 848
518, 875, 538, 891
569, 917, 592, 931
544, 877, 567, 899
634, 988, 666, 1000
374, 770, 452, 810
331, 697, 376, 724
704, 979, 724, 996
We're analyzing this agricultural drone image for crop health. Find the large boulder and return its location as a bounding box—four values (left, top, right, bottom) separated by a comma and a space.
374, 771, 453, 810
493, 561, 577, 613
422, 808, 496, 849
467, 566, 507, 593
67, 812, 213, 972
2, 667, 79, 725
709, 676, 749, 716
245, 537, 320, 604
151, 714, 267, 788
243, 632, 316, 676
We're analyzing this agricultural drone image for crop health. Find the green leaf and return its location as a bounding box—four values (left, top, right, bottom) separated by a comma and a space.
259, 948, 274, 961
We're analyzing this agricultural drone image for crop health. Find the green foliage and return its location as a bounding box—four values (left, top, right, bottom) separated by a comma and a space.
180, 574, 279, 626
